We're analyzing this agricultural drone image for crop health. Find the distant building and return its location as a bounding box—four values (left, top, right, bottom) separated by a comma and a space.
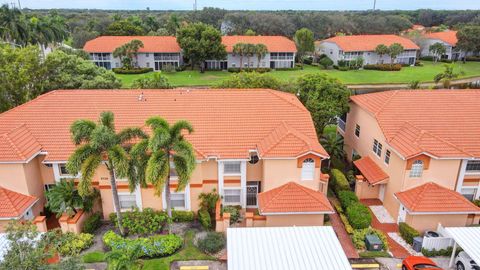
83, 36, 183, 70
316, 34, 419, 66
419, 31, 467, 60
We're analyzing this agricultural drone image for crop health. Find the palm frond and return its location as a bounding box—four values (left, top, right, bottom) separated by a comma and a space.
79, 155, 102, 197
146, 150, 169, 195
66, 144, 97, 175
118, 127, 148, 144
108, 145, 129, 179
145, 116, 169, 130
128, 139, 150, 191
70, 119, 96, 145
148, 128, 171, 152
170, 120, 194, 139
100, 111, 115, 131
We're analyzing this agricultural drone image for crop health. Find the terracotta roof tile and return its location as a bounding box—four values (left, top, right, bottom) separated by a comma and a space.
0, 89, 325, 162
0, 187, 38, 218
353, 156, 389, 185
321, 35, 420, 52
0, 125, 43, 162
84, 36, 181, 53
221, 36, 297, 53
258, 182, 333, 214
395, 182, 480, 213
424, 31, 458, 46
351, 90, 480, 158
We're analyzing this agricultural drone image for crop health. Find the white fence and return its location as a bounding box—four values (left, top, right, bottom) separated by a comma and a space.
422, 223, 454, 251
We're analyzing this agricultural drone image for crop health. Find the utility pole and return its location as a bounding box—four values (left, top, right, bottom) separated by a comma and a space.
373, 0, 377, 11
17, 0, 21, 9
194, 0, 197, 11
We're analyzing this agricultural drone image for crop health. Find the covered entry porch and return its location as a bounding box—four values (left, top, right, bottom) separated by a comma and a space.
353, 156, 389, 201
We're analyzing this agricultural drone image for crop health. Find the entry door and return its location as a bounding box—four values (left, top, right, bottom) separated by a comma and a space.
379, 184, 386, 202
246, 182, 259, 208
397, 205, 407, 224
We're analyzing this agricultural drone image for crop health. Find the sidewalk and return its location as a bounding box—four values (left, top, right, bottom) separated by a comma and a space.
329, 212, 359, 259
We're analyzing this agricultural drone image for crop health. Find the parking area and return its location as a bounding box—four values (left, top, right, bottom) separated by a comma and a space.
376, 257, 453, 270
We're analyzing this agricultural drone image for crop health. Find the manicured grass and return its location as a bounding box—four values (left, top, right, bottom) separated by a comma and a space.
141, 230, 215, 270
358, 250, 392, 258
82, 251, 106, 263
116, 61, 480, 88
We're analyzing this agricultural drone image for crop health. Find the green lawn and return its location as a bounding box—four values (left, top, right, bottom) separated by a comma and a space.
116, 61, 480, 88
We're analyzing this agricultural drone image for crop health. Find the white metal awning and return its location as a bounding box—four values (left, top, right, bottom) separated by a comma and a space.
444, 227, 480, 267
227, 226, 352, 270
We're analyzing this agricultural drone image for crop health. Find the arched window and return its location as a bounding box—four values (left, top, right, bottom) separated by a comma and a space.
301, 158, 315, 180
409, 160, 423, 177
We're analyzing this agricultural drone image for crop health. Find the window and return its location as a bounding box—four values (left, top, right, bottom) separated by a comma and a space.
384, 150, 391, 165
355, 124, 361, 137
171, 192, 186, 208
466, 160, 480, 172
59, 164, 70, 175
119, 194, 137, 210
146, 62, 150, 67
461, 188, 477, 201
409, 160, 423, 177
146, 53, 149, 57
372, 139, 382, 157
44, 184, 56, 192
301, 158, 315, 180
224, 189, 241, 204
224, 161, 241, 174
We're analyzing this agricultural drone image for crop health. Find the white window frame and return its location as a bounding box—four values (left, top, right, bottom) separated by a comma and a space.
162, 184, 191, 210
223, 161, 242, 176
460, 187, 478, 201
465, 160, 480, 175
117, 193, 138, 211
409, 160, 424, 178
355, 124, 361, 138
223, 187, 242, 205
301, 158, 315, 181
372, 139, 382, 157
170, 191, 187, 210
384, 150, 391, 165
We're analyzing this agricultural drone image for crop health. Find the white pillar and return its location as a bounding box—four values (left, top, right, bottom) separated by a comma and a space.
449, 242, 457, 267
135, 184, 143, 210
185, 184, 191, 210
162, 185, 167, 210
456, 159, 468, 192
53, 163, 61, 183
240, 161, 247, 208
218, 161, 224, 198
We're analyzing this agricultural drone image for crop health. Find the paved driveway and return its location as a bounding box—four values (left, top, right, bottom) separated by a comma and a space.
376, 257, 453, 270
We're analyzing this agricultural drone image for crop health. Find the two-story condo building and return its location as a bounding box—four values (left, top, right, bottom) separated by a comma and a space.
419, 31, 466, 60
316, 35, 419, 66
339, 90, 480, 233
83, 36, 183, 70
0, 89, 333, 231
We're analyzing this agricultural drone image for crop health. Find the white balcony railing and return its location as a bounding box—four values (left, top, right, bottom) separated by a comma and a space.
337, 118, 346, 132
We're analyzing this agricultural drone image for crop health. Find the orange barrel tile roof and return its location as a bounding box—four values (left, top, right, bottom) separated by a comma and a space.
0, 124, 42, 162
221, 35, 297, 53
394, 182, 480, 214
83, 36, 181, 53
353, 156, 389, 185
0, 187, 38, 218
0, 89, 328, 162
350, 90, 480, 159
258, 182, 334, 214
424, 31, 458, 46
320, 34, 420, 52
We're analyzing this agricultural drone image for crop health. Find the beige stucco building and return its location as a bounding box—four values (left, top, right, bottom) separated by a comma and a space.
340, 90, 480, 233
0, 89, 333, 231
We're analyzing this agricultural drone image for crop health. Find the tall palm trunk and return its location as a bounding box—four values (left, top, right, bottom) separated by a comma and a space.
109, 167, 125, 236
165, 152, 172, 233
239, 55, 243, 70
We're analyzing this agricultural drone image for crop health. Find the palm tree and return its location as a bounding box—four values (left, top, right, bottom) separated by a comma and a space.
254, 43, 268, 68
232, 43, 246, 70
105, 244, 143, 270
0, 4, 28, 45
113, 39, 144, 69
45, 179, 98, 218
374, 44, 389, 64
244, 43, 256, 69
434, 64, 464, 88
320, 133, 345, 167
129, 117, 196, 232
66, 111, 147, 236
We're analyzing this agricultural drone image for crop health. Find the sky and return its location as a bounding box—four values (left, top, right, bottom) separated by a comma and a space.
3, 0, 479, 10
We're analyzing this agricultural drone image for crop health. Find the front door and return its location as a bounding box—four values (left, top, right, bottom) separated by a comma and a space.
397, 205, 407, 224
246, 182, 259, 208
379, 184, 386, 202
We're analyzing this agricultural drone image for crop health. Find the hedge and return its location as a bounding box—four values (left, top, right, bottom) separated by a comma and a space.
172, 210, 195, 222
346, 203, 372, 229
422, 246, 454, 257
112, 67, 153, 74
399, 222, 420, 245
330, 169, 350, 194
103, 230, 182, 258
227, 67, 271, 73
82, 212, 102, 234
359, 251, 391, 258
198, 209, 211, 230
338, 190, 359, 210
466, 56, 480, 62
339, 213, 354, 234
222, 206, 241, 224
363, 64, 402, 71
109, 208, 168, 235
352, 227, 389, 250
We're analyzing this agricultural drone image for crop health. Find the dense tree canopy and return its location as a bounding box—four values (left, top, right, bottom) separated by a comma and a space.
456, 25, 480, 59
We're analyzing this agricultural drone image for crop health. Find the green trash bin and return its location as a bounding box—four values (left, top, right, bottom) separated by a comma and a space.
365, 234, 383, 251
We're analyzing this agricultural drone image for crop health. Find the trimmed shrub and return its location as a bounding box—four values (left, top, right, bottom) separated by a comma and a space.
334, 203, 344, 214
56, 232, 94, 256
346, 203, 371, 229
420, 56, 434, 61
82, 212, 102, 233
110, 208, 168, 235
422, 246, 454, 257
338, 190, 359, 210
112, 67, 153, 74
363, 64, 402, 71
198, 209, 212, 230
415, 61, 424, 67
466, 56, 480, 62
197, 232, 225, 254
222, 206, 241, 224
330, 169, 350, 194
359, 251, 391, 258
339, 213, 354, 234
103, 230, 182, 258
338, 66, 350, 71
352, 227, 389, 250
319, 56, 334, 69
172, 210, 195, 222
399, 222, 420, 245
227, 67, 271, 73
440, 59, 453, 63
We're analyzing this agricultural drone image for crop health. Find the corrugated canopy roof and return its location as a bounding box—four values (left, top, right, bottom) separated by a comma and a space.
444, 227, 480, 267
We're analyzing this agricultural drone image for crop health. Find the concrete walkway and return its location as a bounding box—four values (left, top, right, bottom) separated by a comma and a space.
329, 212, 360, 259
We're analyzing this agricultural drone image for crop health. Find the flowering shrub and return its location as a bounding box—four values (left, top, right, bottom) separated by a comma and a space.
102, 230, 182, 258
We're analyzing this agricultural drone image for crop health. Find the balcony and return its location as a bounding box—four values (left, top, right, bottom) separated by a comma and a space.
337, 118, 346, 133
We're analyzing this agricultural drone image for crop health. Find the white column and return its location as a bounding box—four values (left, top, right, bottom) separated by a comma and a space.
135, 184, 143, 210
456, 159, 468, 192
162, 186, 167, 210
52, 164, 61, 183
185, 184, 191, 210
449, 242, 457, 267
240, 161, 247, 208
218, 161, 224, 198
